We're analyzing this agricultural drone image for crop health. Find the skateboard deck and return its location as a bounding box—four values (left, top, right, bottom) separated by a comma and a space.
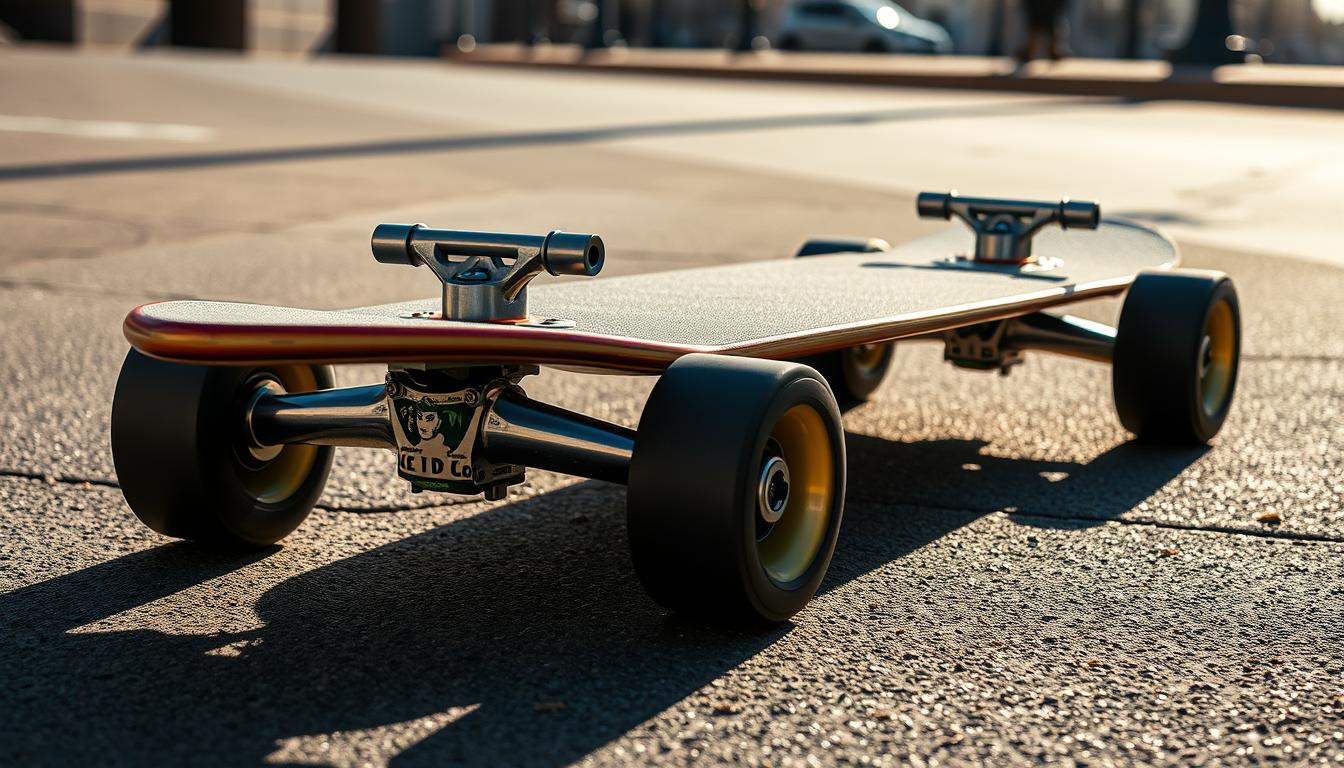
125, 220, 1175, 374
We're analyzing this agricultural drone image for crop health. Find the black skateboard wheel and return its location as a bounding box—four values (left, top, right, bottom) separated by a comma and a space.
111, 350, 334, 547
627, 354, 846, 624
792, 237, 896, 404
796, 343, 895, 406
1112, 269, 1241, 444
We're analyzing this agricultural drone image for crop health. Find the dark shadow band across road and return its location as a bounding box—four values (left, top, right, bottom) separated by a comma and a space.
0, 97, 1109, 181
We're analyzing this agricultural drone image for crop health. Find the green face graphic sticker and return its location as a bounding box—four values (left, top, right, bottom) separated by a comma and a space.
395, 396, 472, 450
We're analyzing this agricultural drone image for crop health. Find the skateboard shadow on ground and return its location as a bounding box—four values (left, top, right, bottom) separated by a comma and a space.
1, 434, 1203, 766
846, 433, 1208, 528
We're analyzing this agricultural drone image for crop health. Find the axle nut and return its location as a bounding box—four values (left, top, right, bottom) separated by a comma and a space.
371, 223, 421, 266
542, 231, 605, 277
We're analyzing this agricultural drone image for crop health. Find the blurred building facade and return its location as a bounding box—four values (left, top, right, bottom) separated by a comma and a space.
80, 0, 330, 52
15, 0, 1344, 64
455, 0, 1344, 62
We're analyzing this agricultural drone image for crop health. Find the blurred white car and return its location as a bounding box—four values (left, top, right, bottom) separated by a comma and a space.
776, 0, 952, 54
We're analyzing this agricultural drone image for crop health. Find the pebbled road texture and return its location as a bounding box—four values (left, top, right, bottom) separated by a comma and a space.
1, 50, 1341, 767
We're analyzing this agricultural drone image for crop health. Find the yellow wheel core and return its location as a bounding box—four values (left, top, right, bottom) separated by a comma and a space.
239, 365, 320, 505
756, 404, 835, 584
1199, 299, 1236, 417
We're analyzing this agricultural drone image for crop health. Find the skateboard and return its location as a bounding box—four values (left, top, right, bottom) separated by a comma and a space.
111, 192, 1241, 624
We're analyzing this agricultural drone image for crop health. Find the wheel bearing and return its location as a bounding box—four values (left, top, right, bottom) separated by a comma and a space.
757, 455, 791, 525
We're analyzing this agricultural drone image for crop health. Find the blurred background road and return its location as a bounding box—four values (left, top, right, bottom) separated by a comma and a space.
2, 38, 1343, 768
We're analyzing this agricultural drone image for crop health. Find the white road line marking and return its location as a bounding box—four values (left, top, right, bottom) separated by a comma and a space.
0, 114, 216, 142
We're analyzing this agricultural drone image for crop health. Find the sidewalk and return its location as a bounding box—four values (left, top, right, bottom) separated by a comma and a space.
447, 44, 1344, 110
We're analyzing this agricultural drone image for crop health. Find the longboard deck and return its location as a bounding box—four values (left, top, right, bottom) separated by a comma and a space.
126, 221, 1176, 373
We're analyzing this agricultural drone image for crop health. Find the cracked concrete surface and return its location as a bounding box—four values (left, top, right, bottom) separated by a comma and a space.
1, 49, 1340, 767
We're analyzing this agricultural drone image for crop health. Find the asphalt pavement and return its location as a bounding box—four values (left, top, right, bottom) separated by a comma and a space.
1, 48, 1341, 767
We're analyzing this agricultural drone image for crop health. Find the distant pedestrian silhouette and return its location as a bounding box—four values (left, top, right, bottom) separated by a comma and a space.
1017, 0, 1068, 63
